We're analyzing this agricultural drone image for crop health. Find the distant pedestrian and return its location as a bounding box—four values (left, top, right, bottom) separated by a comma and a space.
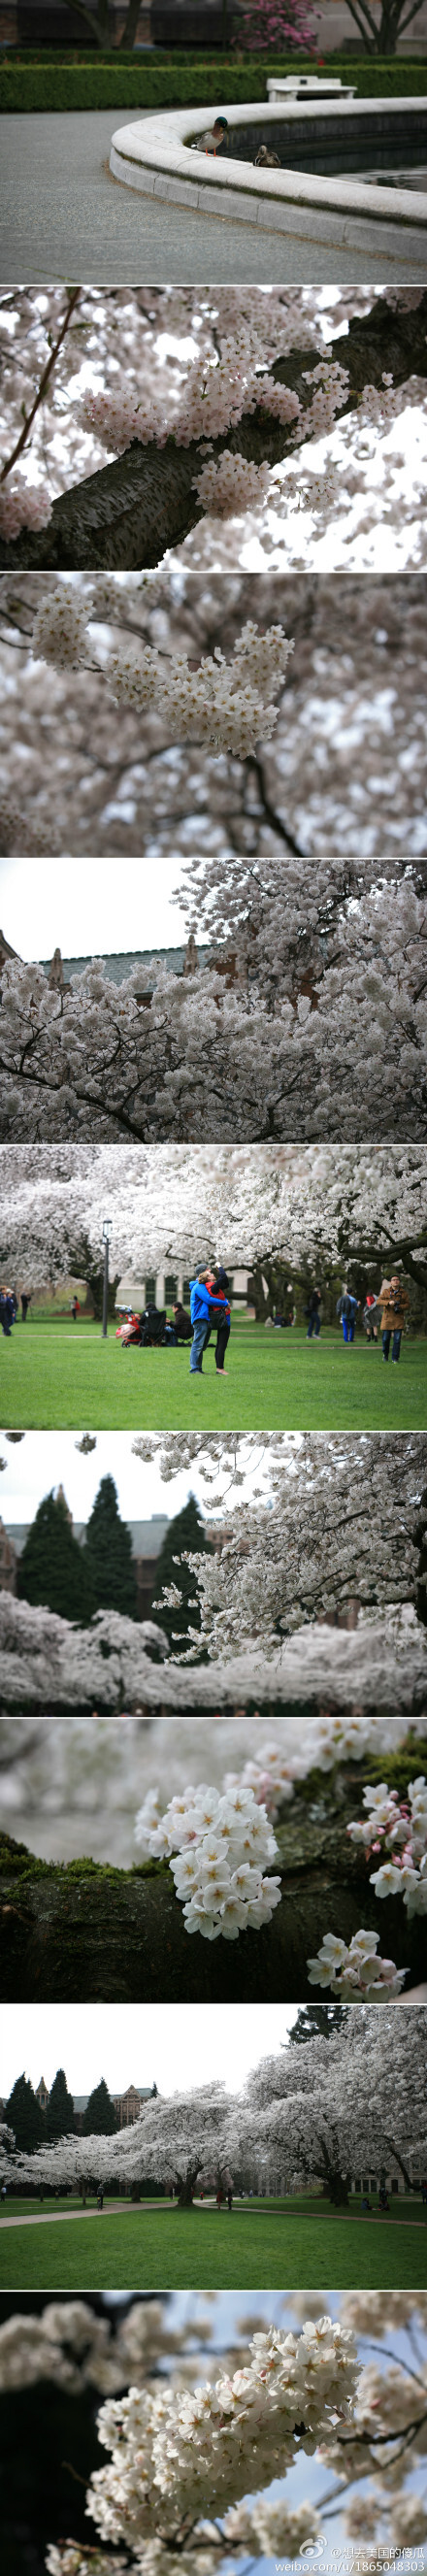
306, 1287, 321, 1340
227, 2187, 233, 2210
337, 1287, 359, 1344
377, 1275, 411, 1365
70, 1296, 80, 1322
0, 1287, 15, 1337
363, 1293, 378, 1344
378, 2185, 389, 2212
1, 2182, 7, 2201
96, 2184, 104, 2210
20, 1292, 31, 1322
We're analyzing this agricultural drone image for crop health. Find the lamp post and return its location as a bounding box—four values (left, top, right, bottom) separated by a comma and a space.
102, 1218, 114, 1339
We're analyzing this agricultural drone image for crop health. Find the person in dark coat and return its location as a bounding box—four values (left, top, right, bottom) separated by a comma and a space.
20, 1293, 31, 1322
306, 1287, 321, 1340
205, 1268, 231, 1375
0, 1288, 15, 1336
173, 1303, 193, 1341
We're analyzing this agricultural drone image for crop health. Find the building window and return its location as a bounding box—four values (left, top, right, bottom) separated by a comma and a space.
182, 1279, 191, 1300
146, 1276, 156, 1304
165, 1274, 178, 1300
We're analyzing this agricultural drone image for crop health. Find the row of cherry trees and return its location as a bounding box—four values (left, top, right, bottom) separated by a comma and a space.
1, 2012, 424, 2205
0, 1140, 426, 1295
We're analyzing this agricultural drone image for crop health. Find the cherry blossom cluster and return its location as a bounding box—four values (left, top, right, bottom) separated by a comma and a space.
307, 1929, 407, 2001
28, 592, 293, 759
0, 478, 51, 540
223, 2496, 320, 2557
86, 2321, 359, 2547
80, 385, 169, 454
293, 359, 350, 445
192, 452, 272, 519
32, 586, 92, 671
108, 620, 294, 758
0, 2290, 424, 2576
0, 2298, 185, 2398
347, 1774, 427, 1918
79, 345, 349, 477
135, 1780, 280, 1943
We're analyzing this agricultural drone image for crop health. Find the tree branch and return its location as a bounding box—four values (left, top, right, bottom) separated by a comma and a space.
0, 290, 82, 486
1, 295, 426, 572
245, 754, 305, 856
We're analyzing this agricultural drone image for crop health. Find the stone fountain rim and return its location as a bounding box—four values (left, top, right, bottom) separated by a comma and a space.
110, 96, 427, 233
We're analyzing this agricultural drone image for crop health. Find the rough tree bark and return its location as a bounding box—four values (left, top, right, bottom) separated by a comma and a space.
1, 297, 426, 572
1, 1744, 425, 2001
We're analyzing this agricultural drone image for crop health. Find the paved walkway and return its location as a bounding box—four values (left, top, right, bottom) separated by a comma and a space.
1, 111, 425, 283
0, 2199, 132, 2227
0, 2201, 424, 2229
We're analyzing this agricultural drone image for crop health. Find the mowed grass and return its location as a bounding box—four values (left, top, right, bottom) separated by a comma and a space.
1, 1319, 426, 1431
1, 2200, 426, 2292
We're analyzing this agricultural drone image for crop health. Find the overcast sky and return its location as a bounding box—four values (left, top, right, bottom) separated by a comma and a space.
0, 857, 201, 962
0, 2002, 297, 2097
0, 1430, 279, 1525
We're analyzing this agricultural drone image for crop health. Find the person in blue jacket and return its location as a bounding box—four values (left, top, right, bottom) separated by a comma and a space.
336, 1286, 359, 1344
189, 1272, 225, 1375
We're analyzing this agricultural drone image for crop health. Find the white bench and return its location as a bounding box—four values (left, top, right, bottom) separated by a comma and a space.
267, 75, 356, 99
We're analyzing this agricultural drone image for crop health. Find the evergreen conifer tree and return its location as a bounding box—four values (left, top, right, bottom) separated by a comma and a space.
82, 1475, 137, 1618
288, 2006, 350, 2044
17, 1491, 94, 1623
149, 1493, 212, 1655
82, 2080, 117, 2135
47, 2069, 76, 2139
4, 2074, 46, 2152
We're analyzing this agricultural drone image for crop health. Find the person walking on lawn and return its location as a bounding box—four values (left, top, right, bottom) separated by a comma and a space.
189, 1271, 225, 1374
337, 1286, 359, 1344
306, 1286, 321, 1340
363, 1291, 378, 1345
376, 1274, 411, 1364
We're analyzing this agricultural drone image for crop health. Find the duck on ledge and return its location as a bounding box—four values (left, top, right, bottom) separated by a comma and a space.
199, 116, 230, 155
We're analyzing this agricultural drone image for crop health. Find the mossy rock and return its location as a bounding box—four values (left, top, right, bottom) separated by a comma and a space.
1, 1741, 425, 2000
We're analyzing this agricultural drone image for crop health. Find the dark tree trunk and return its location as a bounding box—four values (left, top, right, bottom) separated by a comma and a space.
85, 1269, 121, 1323
326, 2172, 351, 2206
1, 1742, 425, 2001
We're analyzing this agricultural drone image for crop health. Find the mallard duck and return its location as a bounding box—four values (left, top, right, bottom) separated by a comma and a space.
199, 116, 229, 156
254, 145, 281, 167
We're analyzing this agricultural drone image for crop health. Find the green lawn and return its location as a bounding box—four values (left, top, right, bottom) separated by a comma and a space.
0, 2200, 425, 2292
1, 1321, 426, 1431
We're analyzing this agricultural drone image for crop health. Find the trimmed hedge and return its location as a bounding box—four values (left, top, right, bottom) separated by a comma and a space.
1, 50, 427, 107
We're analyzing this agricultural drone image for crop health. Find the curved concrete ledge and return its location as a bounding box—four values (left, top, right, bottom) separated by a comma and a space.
111, 99, 427, 248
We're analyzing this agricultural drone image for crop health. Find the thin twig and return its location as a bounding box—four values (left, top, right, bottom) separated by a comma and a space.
0, 289, 81, 486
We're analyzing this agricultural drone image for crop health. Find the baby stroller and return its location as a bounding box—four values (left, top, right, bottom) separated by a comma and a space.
116, 1312, 143, 1347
